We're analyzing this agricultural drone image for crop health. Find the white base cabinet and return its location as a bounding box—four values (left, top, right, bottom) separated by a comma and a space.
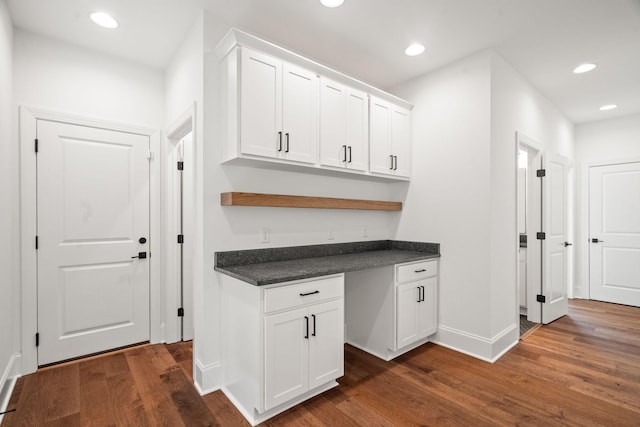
345, 260, 438, 361
222, 274, 344, 426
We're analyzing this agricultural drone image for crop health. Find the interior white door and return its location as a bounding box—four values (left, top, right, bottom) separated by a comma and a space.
37, 120, 150, 365
589, 162, 640, 307
541, 152, 569, 324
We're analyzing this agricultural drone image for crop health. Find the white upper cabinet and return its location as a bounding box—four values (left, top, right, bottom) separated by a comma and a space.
217, 29, 411, 181
240, 48, 282, 159
240, 48, 318, 164
369, 96, 411, 178
319, 77, 368, 172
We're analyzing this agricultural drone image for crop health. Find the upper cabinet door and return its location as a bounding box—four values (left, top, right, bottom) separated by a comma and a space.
282, 62, 318, 164
392, 106, 411, 178
240, 48, 282, 159
344, 88, 369, 172
319, 78, 346, 168
369, 96, 393, 175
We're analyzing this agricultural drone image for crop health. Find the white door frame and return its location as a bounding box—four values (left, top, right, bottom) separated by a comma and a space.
163, 104, 196, 343
582, 157, 640, 302
516, 132, 543, 324
19, 106, 162, 374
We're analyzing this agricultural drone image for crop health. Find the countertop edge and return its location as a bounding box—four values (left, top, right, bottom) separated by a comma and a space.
215, 251, 440, 286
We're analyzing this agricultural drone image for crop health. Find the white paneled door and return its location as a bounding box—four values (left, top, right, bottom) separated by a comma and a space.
589, 162, 640, 307
542, 153, 569, 324
37, 120, 150, 365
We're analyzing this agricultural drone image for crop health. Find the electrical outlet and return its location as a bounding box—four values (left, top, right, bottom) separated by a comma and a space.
328, 227, 335, 240
260, 227, 270, 243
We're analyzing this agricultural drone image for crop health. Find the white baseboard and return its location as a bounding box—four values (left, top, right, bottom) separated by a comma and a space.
432, 323, 519, 363
194, 358, 222, 395
0, 353, 21, 424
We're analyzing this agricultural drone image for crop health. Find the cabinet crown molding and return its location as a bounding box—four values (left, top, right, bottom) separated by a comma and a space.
215, 28, 413, 110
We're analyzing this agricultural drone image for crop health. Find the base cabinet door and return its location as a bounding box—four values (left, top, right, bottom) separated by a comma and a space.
396, 282, 421, 349
418, 277, 437, 338
264, 307, 309, 410
308, 300, 344, 390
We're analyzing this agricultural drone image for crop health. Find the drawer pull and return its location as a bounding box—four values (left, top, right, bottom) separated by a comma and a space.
299, 290, 320, 297
414, 269, 427, 273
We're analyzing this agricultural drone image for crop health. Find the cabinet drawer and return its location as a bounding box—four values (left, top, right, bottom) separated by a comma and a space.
396, 260, 437, 284
264, 275, 344, 314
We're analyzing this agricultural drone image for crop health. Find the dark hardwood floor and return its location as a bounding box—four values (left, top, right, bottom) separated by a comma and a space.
2, 299, 639, 426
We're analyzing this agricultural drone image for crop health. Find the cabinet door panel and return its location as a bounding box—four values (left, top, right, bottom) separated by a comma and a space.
418, 277, 437, 338
396, 282, 420, 349
392, 107, 411, 178
345, 88, 368, 172
308, 300, 344, 390
240, 48, 282, 159
369, 96, 393, 175
264, 307, 309, 410
282, 63, 318, 164
319, 78, 346, 168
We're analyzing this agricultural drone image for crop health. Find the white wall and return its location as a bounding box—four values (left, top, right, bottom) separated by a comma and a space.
0, 0, 18, 406
489, 53, 574, 331
392, 50, 574, 361
14, 30, 163, 129
574, 113, 640, 298
392, 51, 498, 358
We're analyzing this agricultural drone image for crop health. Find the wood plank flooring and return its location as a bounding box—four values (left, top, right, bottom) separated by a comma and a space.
2, 299, 639, 426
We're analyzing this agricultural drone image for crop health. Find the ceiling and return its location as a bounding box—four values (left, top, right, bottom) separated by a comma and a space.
7, 0, 640, 124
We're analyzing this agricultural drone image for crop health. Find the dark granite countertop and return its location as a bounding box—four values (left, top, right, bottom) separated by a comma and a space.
215, 240, 440, 286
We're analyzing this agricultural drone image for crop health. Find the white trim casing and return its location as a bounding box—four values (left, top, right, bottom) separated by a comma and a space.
19, 106, 163, 374
194, 359, 222, 396
0, 353, 21, 423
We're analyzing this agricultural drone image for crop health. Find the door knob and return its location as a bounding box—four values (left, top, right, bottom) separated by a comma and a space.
139, 237, 147, 244
564, 242, 573, 247
131, 252, 147, 259
591, 238, 604, 243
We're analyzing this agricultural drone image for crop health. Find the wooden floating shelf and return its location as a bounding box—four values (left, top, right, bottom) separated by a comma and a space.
220, 192, 402, 211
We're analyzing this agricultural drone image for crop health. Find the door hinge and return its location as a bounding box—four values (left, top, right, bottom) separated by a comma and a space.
177, 161, 184, 171
34, 138, 39, 153
536, 169, 546, 177
536, 294, 546, 303
35, 332, 39, 347
536, 232, 546, 240
35, 235, 39, 250
177, 234, 184, 244
177, 307, 184, 317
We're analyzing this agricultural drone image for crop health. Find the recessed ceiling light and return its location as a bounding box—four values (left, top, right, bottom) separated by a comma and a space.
573, 63, 596, 74
90, 12, 118, 29
320, 0, 344, 7
405, 43, 425, 57
599, 104, 617, 111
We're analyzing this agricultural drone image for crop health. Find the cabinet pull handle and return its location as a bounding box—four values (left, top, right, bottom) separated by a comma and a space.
304, 316, 309, 339
312, 314, 316, 336
421, 286, 425, 302
414, 269, 426, 273
394, 155, 398, 171
285, 133, 290, 153
277, 131, 283, 152
390, 155, 394, 170
299, 290, 319, 297
348, 146, 352, 163
417, 286, 421, 303
342, 145, 347, 162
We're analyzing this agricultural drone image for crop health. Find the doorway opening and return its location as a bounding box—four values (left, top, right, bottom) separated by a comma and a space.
165, 108, 195, 342
517, 133, 543, 333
